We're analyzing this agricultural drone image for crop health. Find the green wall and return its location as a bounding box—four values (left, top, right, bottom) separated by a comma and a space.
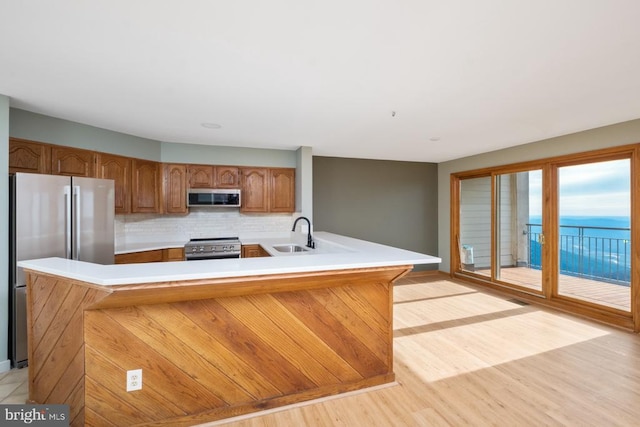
9, 108, 297, 167
160, 141, 296, 167
438, 118, 640, 273
296, 146, 313, 216
313, 156, 439, 270
10, 109, 162, 160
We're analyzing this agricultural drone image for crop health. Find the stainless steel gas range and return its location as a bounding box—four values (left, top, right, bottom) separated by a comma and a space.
184, 237, 241, 260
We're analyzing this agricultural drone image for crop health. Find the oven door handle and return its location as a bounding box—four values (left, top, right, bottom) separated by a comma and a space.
184, 253, 241, 261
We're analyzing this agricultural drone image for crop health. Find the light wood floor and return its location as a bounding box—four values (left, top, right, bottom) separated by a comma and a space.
0, 365, 28, 404
475, 266, 631, 311
3, 274, 639, 426
205, 273, 640, 426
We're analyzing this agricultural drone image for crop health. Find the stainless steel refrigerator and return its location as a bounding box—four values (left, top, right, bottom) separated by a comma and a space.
9, 172, 115, 368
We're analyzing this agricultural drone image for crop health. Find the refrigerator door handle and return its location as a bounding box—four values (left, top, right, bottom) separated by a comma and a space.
72, 185, 80, 260
64, 185, 72, 259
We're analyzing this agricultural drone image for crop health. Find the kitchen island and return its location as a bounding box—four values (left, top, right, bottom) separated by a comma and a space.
19, 232, 440, 426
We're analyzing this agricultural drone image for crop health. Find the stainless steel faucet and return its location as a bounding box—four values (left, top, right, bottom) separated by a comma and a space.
292, 216, 315, 249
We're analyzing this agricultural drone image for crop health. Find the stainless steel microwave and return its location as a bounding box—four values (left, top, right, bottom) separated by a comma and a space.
187, 189, 241, 207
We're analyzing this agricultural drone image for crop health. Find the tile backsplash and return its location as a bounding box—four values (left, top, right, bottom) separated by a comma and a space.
116, 210, 299, 243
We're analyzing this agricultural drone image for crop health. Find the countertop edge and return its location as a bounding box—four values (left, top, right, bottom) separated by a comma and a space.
21, 232, 442, 286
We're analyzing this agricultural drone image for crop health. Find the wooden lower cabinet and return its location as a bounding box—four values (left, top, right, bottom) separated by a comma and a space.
241, 244, 270, 258
163, 247, 185, 261
115, 248, 185, 264
26, 265, 406, 426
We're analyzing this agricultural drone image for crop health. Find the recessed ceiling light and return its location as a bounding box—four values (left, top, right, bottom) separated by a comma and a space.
201, 122, 222, 129
429, 137, 441, 142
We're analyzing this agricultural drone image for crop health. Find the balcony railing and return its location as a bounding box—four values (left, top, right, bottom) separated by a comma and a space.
526, 223, 631, 286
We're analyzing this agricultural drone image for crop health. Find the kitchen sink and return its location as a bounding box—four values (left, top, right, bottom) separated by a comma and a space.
272, 244, 309, 253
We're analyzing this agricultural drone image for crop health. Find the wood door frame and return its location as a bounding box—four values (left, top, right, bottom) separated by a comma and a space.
451, 144, 639, 332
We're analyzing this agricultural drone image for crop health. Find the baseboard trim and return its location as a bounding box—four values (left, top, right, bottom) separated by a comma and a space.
406, 269, 441, 278
198, 381, 400, 426
0, 359, 11, 374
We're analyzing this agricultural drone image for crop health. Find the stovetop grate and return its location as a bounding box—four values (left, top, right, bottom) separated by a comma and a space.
188, 236, 239, 243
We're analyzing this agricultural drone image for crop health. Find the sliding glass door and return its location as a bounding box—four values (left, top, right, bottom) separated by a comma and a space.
556, 158, 631, 312
453, 146, 637, 329
458, 169, 543, 291
459, 177, 492, 278
495, 169, 543, 291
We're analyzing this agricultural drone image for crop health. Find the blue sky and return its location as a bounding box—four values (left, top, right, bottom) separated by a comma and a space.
528, 158, 630, 217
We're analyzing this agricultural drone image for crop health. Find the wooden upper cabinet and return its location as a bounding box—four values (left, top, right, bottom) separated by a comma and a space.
270, 168, 295, 213
97, 153, 131, 214
9, 138, 51, 174
188, 165, 214, 188
188, 165, 240, 188
9, 138, 98, 178
9, 138, 294, 216
51, 146, 97, 177
214, 166, 240, 188
164, 164, 188, 214
131, 159, 162, 213
241, 167, 295, 213
240, 167, 269, 212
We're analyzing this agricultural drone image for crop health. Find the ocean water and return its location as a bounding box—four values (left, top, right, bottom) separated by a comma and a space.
528, 215, 631, 284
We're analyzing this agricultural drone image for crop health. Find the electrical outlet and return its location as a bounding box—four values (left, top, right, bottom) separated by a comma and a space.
126, 369, 142, 392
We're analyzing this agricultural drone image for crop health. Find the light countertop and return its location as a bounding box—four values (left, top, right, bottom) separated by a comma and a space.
19, 232, 441, 286
113, 231, 297, 254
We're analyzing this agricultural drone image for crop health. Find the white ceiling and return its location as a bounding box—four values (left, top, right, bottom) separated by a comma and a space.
2, 1, 640, 163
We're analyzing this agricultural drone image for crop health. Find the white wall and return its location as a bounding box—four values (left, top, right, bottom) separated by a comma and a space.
438, 118, 640, 273
459, 177, 491, 269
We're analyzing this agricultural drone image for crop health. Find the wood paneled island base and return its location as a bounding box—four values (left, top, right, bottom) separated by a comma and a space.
25, 265, 411, 426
